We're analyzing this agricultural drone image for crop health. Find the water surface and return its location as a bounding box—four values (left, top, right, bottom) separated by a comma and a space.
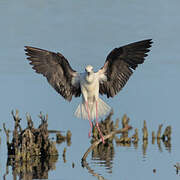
0, 0, 180, 179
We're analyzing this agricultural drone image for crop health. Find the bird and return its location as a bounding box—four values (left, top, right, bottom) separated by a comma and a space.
25, 39, 153, 143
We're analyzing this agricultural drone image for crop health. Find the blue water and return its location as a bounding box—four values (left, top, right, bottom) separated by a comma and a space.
0, 0, 180, 179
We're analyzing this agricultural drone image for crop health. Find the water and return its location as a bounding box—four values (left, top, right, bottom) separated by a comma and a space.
0, 0, 180, 179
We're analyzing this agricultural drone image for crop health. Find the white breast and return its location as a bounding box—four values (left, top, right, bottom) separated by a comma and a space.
80, 72, 99, 101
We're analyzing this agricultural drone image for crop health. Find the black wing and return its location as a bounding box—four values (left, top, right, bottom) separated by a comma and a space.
25, 46, 81, 101
98, 39, 153, 98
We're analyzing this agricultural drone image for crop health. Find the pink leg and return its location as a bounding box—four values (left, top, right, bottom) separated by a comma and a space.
95, 101, 105, 144
85, 101, 93, 138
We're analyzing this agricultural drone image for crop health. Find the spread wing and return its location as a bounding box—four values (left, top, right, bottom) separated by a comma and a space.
25, 46, 81, 101
98, 39, 153, 98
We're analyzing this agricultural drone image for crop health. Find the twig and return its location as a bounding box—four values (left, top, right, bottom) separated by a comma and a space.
3, 123, 10, 144
48, 130, 64, 133
81, 125, 132, 162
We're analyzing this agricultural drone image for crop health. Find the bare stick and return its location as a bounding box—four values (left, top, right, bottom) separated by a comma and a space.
81, 125, 132, 162
3, 123, 10, 144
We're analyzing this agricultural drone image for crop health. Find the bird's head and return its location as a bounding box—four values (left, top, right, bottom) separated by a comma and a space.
85, 65, 93, 75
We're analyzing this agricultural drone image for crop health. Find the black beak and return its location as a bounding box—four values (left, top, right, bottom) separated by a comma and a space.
87, 72, 90, 76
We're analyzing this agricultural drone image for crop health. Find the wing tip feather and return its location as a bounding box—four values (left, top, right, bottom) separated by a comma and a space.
100, 38, 153, 98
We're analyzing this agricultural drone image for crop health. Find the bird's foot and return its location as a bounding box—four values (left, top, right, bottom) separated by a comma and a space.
101, 136, 105, 144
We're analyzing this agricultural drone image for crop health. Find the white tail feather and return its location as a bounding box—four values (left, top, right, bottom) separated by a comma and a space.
74, 98, 111, 120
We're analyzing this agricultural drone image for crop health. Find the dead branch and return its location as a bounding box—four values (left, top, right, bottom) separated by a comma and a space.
81, 125, 132, 162
48, 130, 64, 133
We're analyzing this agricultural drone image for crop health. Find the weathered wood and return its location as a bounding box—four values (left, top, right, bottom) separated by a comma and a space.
162, 126, 171, 141
3, 110, 61, 179
56, 130, 72, 146
157, 124, 163, 139
142, 120, 148, 140
132, 128, 139, 143
152, 131, 155, 144
62, 147, 67, 163
116, 114, 131, 143
4, 110, 59, 161
82, 125, 132, 162
48, 130, 64, 133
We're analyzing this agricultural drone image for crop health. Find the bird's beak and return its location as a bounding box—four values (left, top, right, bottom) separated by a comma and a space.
87, 72, 90, 76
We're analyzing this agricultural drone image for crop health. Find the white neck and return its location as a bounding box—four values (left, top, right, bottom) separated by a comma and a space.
85, 72, 94, 83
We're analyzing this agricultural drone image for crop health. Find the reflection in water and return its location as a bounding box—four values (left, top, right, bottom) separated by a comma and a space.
63, 147, 67, 163
86, 112, 132, 176
132, 128, 139, 144
3, 155, 58, 180
88, 132, 172, 179
152, 131, 155, 144
56, 130, 72, 146
162, 140, 171, 153
91, 143, 114, 173
157, 124, 163, 139
162, 126, 172, 141
82, 112, 132, 179
142, 140, 148, 158
133, 141, 138, 149
2, 110, 62, 179
85, 112, 172, 179
157, 138, 163, 152
83, 138, 172, 179
82, 160, 108, 180
174, 163, 180, 175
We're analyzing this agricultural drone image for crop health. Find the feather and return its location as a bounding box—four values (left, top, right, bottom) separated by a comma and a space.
25, 46, 81, 101
98, 39, 153, 98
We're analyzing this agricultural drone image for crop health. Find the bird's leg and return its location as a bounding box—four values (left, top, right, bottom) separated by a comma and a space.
95, 101, 105, 144
85, 101, 92, 138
